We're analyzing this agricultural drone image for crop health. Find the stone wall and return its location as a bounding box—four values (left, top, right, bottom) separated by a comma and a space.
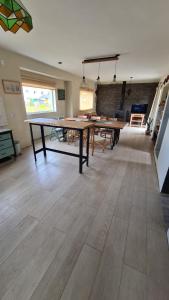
96, 82, 157, 120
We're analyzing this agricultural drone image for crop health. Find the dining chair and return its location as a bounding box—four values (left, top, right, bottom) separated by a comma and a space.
50, 117, 65, 142
90, 128, 109, 155
67, 130, 79, 144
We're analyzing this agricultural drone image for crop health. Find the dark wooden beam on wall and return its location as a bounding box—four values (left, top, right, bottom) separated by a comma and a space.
82, 54, 120, 64
120, 81, 126, 110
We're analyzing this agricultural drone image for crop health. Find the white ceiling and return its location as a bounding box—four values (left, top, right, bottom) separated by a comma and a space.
0, 0, 169, 82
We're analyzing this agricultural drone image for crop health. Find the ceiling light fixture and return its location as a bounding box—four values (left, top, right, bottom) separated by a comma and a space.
96, 63, 101, 84
0, 0, 33, 33
113, 61, 117, 83
82, 54, 120, 64
81, 54, 120, 84
81, 63, 87, 88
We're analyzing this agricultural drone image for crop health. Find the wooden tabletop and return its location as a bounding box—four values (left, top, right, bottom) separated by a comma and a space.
94, 121, 126, 129
65, 118, 126, 129
65, 117, 89, 122
25, 118, 93, 130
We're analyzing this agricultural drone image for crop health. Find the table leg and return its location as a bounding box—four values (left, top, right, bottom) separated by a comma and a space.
86, 127, 90, 166
29, 123, 37, 162
10, 131, 16, 157
40, 125, 46, 157
63, 128, 67, 142
115, 129, 120, 144
110, 129, 120, 149
79, 130, 83, 174
110, 129, 115, 150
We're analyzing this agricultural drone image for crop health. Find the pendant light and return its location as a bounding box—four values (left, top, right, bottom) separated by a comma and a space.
113, 61, 117, 82
96, 63, 101, 84
0, 0, 33, 33
81, 63, 87, 88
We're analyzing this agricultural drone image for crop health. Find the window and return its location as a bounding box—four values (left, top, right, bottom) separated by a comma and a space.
80, 89, 94, 111
22, 85, 56, 114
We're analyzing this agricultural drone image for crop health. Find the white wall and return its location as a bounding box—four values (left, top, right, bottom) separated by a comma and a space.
151, 74, 169, 193
0, 94, 7, 126
0, 47, 95, 148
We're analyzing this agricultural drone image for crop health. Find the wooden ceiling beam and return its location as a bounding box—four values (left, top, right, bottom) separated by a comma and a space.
82, 54, 120, 64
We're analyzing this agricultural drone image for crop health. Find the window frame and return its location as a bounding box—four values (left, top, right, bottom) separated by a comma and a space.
22, 84, 57, 115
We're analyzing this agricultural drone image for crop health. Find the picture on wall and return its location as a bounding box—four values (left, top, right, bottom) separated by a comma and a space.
58, 89, 65, 100
2, 80, 21, 94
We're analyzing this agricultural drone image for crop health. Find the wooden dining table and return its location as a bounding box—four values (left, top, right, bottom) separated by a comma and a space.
65, 118, 126, 149
93, 120, 126, 149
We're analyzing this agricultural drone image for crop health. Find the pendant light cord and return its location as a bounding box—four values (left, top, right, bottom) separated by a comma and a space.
97, 63, 101, 81
82, 63, 85, 78
98, 63, 101, 77
115, 61, 117, 76
113, 60, 118, 82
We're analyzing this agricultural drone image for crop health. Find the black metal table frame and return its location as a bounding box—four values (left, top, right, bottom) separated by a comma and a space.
112, 128, 120, 149
29, 123, 90, 174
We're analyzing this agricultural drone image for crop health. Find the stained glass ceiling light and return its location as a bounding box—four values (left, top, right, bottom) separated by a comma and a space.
0, 0, 33, 33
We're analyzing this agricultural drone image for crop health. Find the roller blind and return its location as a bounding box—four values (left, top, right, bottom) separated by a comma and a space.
80, 88, 94, 110
21, 70, 56, 89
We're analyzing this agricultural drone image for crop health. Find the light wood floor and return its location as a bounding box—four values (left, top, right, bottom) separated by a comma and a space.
0, 127, 169, 300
